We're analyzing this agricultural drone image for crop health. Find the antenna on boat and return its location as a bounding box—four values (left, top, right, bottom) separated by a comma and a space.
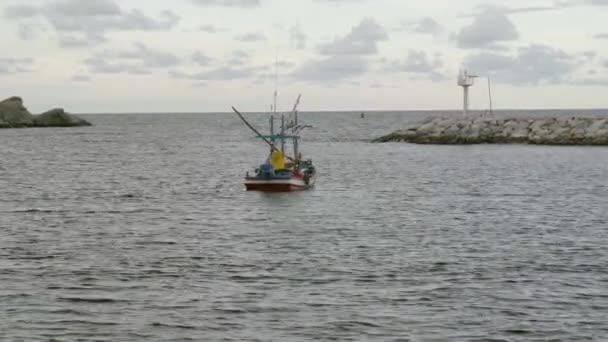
287, 94, 301, 131
273, 47, 279, 115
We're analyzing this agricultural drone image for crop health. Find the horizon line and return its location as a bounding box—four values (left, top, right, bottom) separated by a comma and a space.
74, 107, 608, 115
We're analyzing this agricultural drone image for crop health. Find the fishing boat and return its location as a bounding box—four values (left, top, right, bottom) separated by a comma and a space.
232, 95, 316, 192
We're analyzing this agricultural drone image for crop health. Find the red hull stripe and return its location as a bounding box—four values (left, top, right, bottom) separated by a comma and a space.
245, 183, 309, 192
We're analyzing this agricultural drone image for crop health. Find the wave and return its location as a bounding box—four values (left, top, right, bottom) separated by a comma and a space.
58, 297, 130, 304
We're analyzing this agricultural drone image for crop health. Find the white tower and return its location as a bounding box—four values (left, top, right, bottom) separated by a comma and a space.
457, 69, 477, 118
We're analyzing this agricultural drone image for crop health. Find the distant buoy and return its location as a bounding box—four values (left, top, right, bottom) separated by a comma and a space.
360, 112, 365, 119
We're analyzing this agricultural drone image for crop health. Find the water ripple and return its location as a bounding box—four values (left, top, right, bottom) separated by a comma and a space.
1, 112, 608, 341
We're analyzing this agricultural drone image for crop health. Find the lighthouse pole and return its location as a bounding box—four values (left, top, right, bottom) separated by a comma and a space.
457, 69, 476, 119
463, 85, 469, 118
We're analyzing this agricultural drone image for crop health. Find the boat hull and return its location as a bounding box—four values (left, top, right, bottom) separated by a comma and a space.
244, 177, 315, 192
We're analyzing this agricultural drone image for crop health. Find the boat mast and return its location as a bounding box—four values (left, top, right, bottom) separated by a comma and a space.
280, 114, 285, 154
270, 114, 275, 153
273, 48, 282, 155
293, 110, 299, 159
273, 48, 278, 116
294, 109, 298, 128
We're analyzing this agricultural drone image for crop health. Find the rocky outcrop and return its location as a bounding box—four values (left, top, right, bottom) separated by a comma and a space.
33, 108, 91, 127
0, 97, 34, 127
373, 116, 608, 145
0, 96, 91, 128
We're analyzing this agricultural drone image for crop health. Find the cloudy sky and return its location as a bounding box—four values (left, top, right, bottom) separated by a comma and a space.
1, 0, 607, 113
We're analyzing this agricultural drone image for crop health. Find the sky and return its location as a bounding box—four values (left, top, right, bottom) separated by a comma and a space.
1, 0, 607, 113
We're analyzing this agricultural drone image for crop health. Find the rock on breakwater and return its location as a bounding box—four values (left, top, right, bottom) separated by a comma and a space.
373, 116, 608, 145
0, 96, 91, 128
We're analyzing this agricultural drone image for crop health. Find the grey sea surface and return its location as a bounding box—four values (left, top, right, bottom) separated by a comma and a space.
1, 110, 608, 341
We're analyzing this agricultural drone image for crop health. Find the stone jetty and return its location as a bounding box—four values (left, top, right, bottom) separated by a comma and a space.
0, 96, 91, 128
373, 116, 608, 145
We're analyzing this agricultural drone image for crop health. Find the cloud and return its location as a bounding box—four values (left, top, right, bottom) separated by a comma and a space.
382, 51, 444, 80
0, 58, 34, 75
314, 0, 365, 3
289, 24, 307, 49
252, 60, 296, 83
573, 77, 608, 86
170, 66, 263, 81
84, 57, 150, 75
117, 44, 180, 68
198, 24, 224, 33
577, 51, 598, 69
235, 31, 266, 42
291, 56, 368, 82
59, 32, 106, 48
468, 2, 575, 17
227, 50, 252, 66
46, 0, 122, 16
4, 5, 40, 18
277, 61, 296, 68
4, 0, 179, 47
480, 4, 567, 14
319, 18, 388, 56
232, 50, 251, 59
582, 51, 597, 59
545, 0, 608, 8
192, 51, 212, 66
191, 0, 260, 8
171, 47, 272, 83
70, 74, 91, 82
457, 7, 519, 48
370, 83, 399, 89
584, 0, 608, 5
16, 23, 45, 41
52, 8, 179, 32
397, 17, 443, 36
85, 43, 180, 74
464, 44, 577, 85
413, 17, 443, 35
